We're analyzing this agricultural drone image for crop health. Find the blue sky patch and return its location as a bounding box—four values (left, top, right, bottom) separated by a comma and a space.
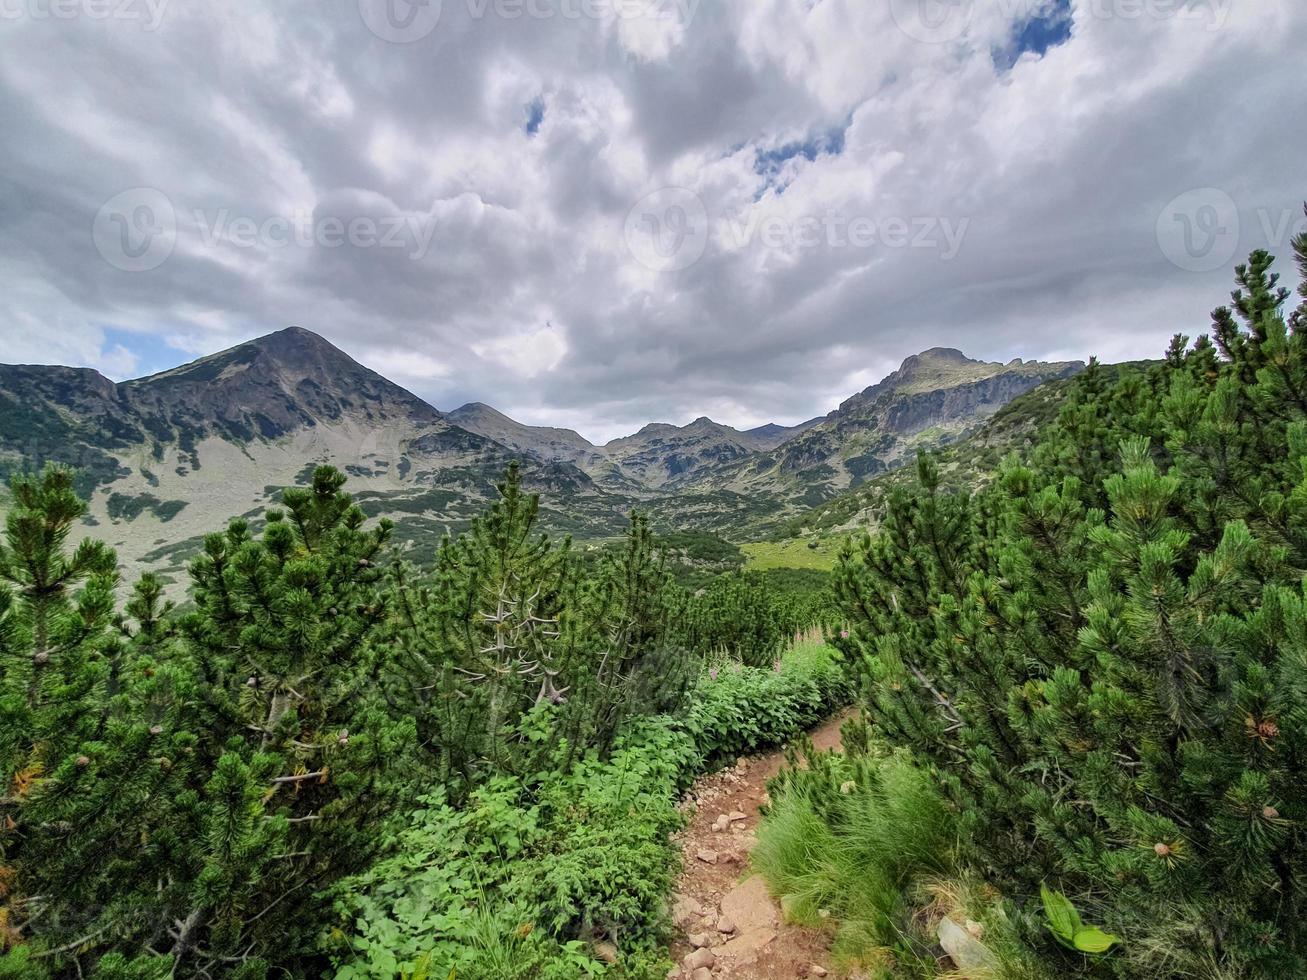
996, 0, 1073, 70
755, 122, 848, 194
525, 96, 546, 136
101, 327, 191, 379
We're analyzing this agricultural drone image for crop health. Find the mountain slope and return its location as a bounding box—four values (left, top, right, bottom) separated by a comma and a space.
1, 331, 1089, 584
447, 405, 825, 488
600, 417, 764, 489
770, 359, 1156, 542
715, 348, 1084, 503
744, 418, 824, 450
0, 329, 627, 586
446, 402, 600, 466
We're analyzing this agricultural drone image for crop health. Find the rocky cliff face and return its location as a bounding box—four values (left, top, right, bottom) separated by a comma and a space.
728, 348, 1085, 498
601, 418, 764, 489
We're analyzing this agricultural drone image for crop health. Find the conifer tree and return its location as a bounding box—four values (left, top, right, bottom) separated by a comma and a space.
2, 465, 404, 977
679, 573, 780, 667
0, 469, 189, 977
570, 512, 693, 751
164, 464, 404, 968
385, 463, 582, 791
836, 236, 1307, 977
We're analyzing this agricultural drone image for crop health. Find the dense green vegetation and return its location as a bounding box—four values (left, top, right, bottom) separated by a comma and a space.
6, 235, 1307, 979
336, 641, 846, 979
754, 237, 1307, 977
0, 456, 840, 978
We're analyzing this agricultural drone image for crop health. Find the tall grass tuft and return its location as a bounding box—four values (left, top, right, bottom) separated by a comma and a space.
752, 720, 953, 973
755, 720, 1058, 978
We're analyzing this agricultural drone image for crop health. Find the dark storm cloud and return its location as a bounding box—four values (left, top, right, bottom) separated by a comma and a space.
0, 0, 1303, 442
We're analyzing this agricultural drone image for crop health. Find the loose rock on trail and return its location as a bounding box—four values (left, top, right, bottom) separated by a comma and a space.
667, 711, 852, 979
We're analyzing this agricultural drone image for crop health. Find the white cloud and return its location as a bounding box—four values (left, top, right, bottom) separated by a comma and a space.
0, 0, 1304, 439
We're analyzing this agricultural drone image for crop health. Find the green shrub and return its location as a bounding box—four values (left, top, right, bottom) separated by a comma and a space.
333, 721, 689, 979
335, 645, 849, 978
677, 573, 780, 666
832, 245, 1307, 977
683, 641, 851, 768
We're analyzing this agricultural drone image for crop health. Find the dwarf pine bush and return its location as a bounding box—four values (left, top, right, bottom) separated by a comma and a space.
833, 233, 1307, 977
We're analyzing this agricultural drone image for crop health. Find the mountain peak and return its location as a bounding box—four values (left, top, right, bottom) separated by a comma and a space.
122, 327, 443, 438
449, 402, 509, 422
896, 347, 974, 375
911, 346, 970, 362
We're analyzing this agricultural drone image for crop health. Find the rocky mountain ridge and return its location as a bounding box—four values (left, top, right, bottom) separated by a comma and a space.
0, 329, 1084, 585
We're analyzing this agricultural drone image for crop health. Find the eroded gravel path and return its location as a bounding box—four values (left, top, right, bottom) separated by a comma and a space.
667, 712, 852, 980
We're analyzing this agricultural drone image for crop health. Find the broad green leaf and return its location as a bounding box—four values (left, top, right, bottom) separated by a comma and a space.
1073, 926, 1121, 954
1040, 883, 1082, 939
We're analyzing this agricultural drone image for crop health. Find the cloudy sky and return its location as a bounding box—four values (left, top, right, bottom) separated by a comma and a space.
1, 0, 1304, 442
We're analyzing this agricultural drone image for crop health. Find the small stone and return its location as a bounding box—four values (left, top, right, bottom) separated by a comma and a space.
712, 815, 730, 833
672, 894, 704, 929
692, 969, 713, 980
688, 932, 712, 949
938, 917, 998, 973
809, 967, 829, 978
718, 927, 777, 958
839, 780, 856, 795
717, 915, 737, 934
683, 948, 715, 971
728, 810, 747, 822
722, 850, 744, 865
696, 849, 718, 865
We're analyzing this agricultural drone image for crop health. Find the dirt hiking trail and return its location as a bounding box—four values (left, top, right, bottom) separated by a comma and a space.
667, 711, 853, 980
